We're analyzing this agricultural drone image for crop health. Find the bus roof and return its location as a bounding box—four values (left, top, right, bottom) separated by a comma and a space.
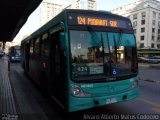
65, 9, 130, 20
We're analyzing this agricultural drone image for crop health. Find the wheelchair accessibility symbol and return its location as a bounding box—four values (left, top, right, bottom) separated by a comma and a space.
112, 69, 117, 75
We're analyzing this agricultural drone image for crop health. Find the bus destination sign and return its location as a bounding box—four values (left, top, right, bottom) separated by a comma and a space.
77, 16, 118, 27
68, 14, 131, 29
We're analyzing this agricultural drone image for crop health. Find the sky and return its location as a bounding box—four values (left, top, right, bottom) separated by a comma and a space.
13, 0, 136, 43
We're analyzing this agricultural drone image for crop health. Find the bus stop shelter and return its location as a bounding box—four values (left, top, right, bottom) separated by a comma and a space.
0, 0, 42, 46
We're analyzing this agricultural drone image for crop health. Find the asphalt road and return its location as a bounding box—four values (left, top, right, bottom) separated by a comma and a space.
139, 66, 160, 82
5, 61, 160, 120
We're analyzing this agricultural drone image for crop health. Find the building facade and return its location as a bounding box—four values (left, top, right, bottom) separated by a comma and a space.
70, 0, 97, 10
112, 0, 160, 49
40, 0, 97, 26
40, 0, 63, 26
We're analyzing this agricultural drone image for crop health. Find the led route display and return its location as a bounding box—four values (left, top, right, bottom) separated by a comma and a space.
77, 16, 118, 27
68, 14, 132, 29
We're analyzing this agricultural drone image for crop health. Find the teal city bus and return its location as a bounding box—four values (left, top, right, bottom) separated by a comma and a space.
21, 9, 139, 112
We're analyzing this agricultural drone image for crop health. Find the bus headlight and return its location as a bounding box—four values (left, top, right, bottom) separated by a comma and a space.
128, 80, 138, 90
71, 85, 81, 95
70, 85, 91, 97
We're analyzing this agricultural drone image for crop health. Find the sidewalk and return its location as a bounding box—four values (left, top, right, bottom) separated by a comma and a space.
0, 58, 20, 119
0, 56, 60, 120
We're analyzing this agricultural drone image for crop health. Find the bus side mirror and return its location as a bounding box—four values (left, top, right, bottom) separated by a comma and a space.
60, 21, 64, 29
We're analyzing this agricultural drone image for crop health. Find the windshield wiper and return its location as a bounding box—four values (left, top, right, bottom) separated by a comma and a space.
113, 30, 123, 63
101, 33, 105, 64
87, 26, 105, 60
113, 35, 118, 63
87, 26, 102, 46
87, 26, 105, 72
117, 29, 123, 46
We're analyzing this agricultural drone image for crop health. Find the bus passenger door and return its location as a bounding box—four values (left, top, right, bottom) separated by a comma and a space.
39, 36, 49, 92
50, 31, 66, 108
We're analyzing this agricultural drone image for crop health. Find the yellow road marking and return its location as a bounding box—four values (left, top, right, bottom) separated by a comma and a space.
138, 98, 160, 108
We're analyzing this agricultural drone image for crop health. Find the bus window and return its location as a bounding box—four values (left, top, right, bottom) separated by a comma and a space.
70, 30, 137, 80
108, 32, 137, 76
41, 37, 49, 58
29, 40, 34, 57
34, 37, 40, 58
55, 44, 61, 75
70, 30, 108, 79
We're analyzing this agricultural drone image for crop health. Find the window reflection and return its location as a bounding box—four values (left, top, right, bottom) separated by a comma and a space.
70, 31, 105, 64
108, 32, 136, 76
70, 30, 137, 80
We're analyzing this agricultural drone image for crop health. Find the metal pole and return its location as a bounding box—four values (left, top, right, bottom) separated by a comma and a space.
8, 60, 10, 71
2, 41, 6, 51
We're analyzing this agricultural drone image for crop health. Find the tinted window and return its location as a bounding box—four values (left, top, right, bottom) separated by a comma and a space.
41, 37, 49, 58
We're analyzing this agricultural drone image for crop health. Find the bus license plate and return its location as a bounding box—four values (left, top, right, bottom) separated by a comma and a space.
106, 98, 117, 104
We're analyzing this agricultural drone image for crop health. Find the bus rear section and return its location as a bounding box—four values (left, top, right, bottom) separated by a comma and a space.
66, 10, 139, 112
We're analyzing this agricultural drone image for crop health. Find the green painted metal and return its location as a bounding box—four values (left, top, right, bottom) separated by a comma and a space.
68, 77, 139, 112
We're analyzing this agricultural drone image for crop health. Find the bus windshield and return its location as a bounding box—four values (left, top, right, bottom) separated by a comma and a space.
70, 30, 137, 81
10, 48, 21, 56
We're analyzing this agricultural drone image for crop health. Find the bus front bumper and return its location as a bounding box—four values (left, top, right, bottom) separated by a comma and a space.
68, 88, 139, 112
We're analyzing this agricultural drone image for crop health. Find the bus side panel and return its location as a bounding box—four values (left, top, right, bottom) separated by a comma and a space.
28, 58, 40, 86
24, 43, 30, 73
